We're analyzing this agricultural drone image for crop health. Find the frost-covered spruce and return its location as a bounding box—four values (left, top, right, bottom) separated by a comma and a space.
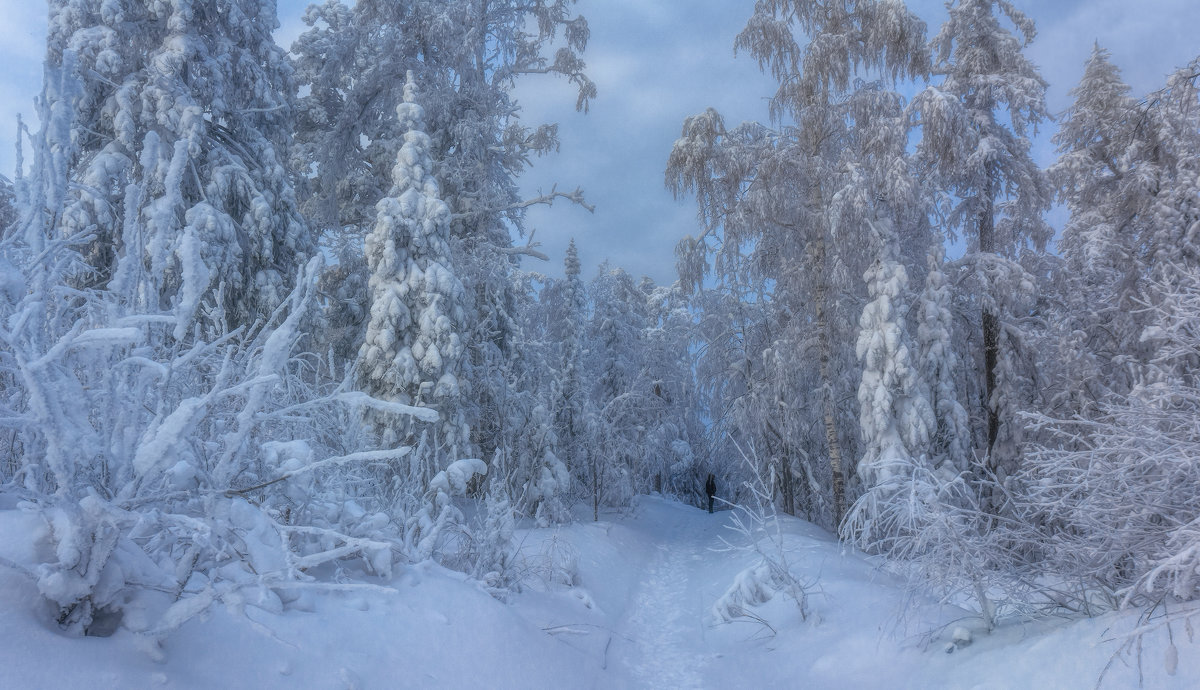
552, 239, 587, 494
585, 265, 647, 514
638, 279, 704, 497
292, 0, 594, 463
916, 246, 970, 475
1051, 45, 1138, 281
854, 221, 933, 490
0, 176, 14, 237
38, 0, 311, 331
519, 404, 570, 526
910, 0, 1052, 484
358, 72, 468, 459
1046, 45, 1150, 408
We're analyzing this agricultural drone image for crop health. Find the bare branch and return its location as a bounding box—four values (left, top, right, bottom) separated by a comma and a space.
497, 244, 550, 262
452, 184, 596, 220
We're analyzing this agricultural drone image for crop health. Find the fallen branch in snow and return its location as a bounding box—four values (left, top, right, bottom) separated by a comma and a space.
0, 555, 35, 580
1095, 597, 1200, 689
542, 625, 591, 636
540, 622, 636, 643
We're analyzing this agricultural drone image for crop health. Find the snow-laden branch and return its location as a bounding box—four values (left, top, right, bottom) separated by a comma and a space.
452, 184, 596, 220
335, 391, 439, 423
224, 447, 413, 497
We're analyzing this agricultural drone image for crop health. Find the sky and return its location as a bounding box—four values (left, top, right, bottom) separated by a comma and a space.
2, 0, 1198, 284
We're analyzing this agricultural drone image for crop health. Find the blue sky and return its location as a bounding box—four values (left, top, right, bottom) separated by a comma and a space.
2, 0, 1198, 283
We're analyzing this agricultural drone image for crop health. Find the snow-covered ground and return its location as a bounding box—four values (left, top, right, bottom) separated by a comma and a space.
1, 496, 1194, 689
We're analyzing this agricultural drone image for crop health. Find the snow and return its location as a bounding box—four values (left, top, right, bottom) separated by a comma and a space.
2, 496, 1196, 689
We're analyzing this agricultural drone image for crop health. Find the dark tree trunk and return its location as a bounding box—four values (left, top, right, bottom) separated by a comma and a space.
979, 173, 1000, 463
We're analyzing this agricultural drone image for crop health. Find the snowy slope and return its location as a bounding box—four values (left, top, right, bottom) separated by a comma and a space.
1, 496, 1195, 689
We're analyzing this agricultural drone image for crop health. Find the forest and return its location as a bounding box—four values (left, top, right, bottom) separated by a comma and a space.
1, 0, 1199, 686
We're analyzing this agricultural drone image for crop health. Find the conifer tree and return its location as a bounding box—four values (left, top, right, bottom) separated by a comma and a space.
855, 220, 933, 491
38, 0, 311, 331
1047, 45, 1145, 410
916, 246, 971, 474
553, 239, 587, 494
909, 0, 1052, 485
359, 73, 467, 460
293, 0, 595, 463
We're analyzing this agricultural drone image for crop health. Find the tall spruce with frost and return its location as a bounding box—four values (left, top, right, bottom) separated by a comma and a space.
854, 221, 933, 490
585, 264, 646, 516
667, 0, 930, 527
552, 239, 587, 494
916, 246, 971, 474
1051, 45, 1138, 279
292, 0, 595, 465
909, 0, 1051, 486
37, 0, 311, 330
359, 73, 467, 460
0, 177, 14, 236
1047, 45, 1146, 410
639, 279, 706, 500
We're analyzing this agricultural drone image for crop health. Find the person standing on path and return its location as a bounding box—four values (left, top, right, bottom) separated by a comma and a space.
705, 473, 716, 513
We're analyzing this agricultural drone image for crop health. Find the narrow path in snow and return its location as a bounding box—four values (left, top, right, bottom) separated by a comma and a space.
607, 502, 724, 689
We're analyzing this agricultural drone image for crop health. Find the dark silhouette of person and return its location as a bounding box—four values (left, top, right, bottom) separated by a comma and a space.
705, 473, 716, 513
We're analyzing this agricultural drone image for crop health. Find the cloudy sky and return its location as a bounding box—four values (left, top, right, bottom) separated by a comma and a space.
2, 0, 1198, 284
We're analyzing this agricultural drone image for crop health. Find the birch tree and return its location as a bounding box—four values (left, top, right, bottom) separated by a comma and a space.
667, 0, 930, 527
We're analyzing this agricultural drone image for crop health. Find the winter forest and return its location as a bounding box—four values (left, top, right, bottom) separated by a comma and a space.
1, 0, 1200, 687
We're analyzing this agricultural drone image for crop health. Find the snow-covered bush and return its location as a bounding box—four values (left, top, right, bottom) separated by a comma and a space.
519, 405, 572, 527
843, 464, 1036, 630
1020, 264, 1200, 609
0, 232, 433, 639
469, 480, 519, 593
713, 445, 810, 625
405, 458, 488, 564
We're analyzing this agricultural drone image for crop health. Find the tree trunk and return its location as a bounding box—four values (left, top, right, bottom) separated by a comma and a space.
591, 449, 599, 522
812, 235, 846, 528
765, 418, 796, 516
779, 456, 795, 516
979, 174, 1000, 463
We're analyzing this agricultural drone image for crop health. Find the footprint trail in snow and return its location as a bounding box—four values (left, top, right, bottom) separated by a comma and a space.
608, 503, 722, 689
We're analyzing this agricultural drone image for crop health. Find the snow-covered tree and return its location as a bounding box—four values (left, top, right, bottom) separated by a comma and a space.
551, 239, 587, 495
916, 246, 971, 474
314, 243, 370, 366
854, 220, 933, 491
909, 0, 1052, 487
667, 0, 931, 527
36, 0, 312, 331
1045, 45, 1149, 414
638, 279, 706, 501
358, 72, 467, 462
0, 176, 15, 237
1019, 57, 1200, 609
584, 264, 646, 516
518, 404, 571, 526
292, 0, 596, 466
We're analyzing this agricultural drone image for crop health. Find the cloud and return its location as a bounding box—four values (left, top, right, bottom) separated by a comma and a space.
3, 0, 1195, 285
